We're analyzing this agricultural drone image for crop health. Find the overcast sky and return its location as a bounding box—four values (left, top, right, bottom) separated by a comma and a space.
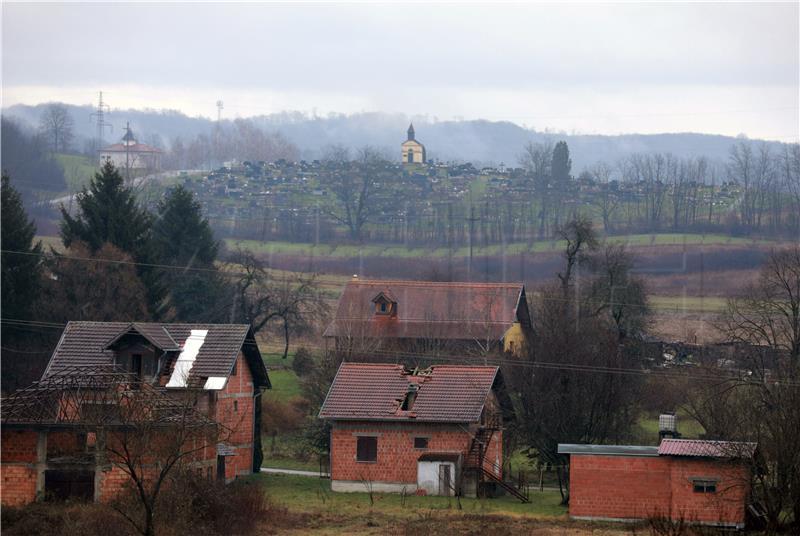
2, 1, 798, 140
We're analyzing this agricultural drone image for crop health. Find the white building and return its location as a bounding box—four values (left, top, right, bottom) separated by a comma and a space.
99, 128, 162, 171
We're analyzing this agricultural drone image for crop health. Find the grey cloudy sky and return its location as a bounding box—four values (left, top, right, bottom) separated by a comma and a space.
2, 1, 798, 140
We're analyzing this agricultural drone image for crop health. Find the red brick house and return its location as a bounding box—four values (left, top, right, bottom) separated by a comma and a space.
1, 322, 270, 506
324, 279, 532, 357
319, 362, 527, 501
559, 439, 757, 529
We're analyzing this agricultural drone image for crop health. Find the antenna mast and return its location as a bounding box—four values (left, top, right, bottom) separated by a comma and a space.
216, 100, 224, 122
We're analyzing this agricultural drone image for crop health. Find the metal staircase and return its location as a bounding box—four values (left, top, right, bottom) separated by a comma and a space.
462, 416, 529, 503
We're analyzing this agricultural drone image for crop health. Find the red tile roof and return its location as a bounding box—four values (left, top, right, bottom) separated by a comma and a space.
324, 280, 526, 341
658, 439, 756, 459
42, 321, 269, 388
318, 362, 499, 423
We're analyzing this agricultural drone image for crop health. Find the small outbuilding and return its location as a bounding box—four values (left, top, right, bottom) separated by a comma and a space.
319, 362, 527, 501
559, 439, 757, 529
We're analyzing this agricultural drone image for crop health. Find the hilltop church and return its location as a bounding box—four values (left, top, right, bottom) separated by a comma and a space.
401, 123, 426, 164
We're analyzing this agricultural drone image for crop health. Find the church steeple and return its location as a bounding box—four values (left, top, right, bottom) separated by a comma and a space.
407, 123, 415, 141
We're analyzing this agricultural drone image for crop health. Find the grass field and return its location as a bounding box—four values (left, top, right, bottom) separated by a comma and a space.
258, 472, 567, 519
54, 153, 98, 192
227, 232, 778, 261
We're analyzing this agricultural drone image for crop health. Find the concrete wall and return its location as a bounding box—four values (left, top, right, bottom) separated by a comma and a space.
417, 460, 456, 496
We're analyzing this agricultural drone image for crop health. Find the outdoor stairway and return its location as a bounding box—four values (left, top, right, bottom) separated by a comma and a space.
480, 466, 530, 503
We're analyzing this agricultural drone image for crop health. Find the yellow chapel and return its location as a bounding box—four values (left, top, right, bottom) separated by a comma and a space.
401, 123, 426, 164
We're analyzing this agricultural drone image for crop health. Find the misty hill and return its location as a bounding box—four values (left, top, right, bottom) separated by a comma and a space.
3, 103, 783, 170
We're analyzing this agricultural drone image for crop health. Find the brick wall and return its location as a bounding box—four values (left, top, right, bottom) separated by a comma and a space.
569, 454, 749, 526
331, 422, 478, 484
669, 458, 749, 525
215, 352, 256, 478
1, 431, 39, 506
0, 465, 37, 506
1, 431, 38, 463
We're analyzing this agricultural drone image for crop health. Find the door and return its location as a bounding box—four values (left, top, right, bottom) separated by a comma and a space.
438, 464, 451, 496
217, 455, 226, 482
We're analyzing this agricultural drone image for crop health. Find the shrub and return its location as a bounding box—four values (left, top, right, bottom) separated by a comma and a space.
262, 395, 310, 434
291, 347, 315, 377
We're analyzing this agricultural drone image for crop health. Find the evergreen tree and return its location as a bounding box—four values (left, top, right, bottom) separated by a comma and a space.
153, 185, 218, 267
153, 186, 228, 321
551, 140, 572, 188
60, 160, 166, 316
1, 175, 42, 324
60, 160, 151, 254
1, 175, 51, 391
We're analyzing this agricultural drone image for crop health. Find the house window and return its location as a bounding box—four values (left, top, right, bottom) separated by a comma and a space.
413, 437, 429, 449
380, 302, 387, 313
692, 479, 717, 493
356, 436, 378, 462
233, 400, 238, 413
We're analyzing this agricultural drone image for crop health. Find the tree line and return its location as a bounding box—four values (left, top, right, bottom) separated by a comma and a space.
1, 162, 326, 390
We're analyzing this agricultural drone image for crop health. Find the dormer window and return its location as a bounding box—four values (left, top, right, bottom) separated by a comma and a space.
372, 291, 397, 317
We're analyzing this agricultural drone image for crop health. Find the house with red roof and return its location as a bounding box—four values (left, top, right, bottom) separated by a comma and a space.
559, 439, 757, 529
1, 321, 270, 506
324, 278, 532, 357
99, 127, 162, 171
318, 362, 528, 501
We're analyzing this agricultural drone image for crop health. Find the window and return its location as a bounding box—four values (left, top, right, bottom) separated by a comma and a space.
413, 437, 428, 449
233, 400, 238, 413
692, 479, 717, 493
356, 436, 378, 462
380, 302, 387, 313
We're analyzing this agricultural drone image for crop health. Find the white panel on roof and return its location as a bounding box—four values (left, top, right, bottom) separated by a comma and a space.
203, 376, 227, 390
166, 329, 208, 388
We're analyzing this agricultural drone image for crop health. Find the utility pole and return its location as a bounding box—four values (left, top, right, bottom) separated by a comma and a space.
90, 91, 112, 159
466, 204, 480, 282
125, 121, 131, 183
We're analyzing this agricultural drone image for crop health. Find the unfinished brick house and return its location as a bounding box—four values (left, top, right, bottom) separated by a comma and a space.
0, 321, 270, 506
319, 362, 528, 501
559, 439, 757, 529
324, 279, 532, 357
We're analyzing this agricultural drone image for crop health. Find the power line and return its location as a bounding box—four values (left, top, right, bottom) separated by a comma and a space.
2, 318, 795, 387
0, 247, 728, 314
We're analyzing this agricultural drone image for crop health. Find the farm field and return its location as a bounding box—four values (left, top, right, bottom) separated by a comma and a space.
225, 232, 779, 260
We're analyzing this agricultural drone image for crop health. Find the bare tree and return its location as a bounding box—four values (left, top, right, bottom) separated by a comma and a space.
586, 243, 649, 340
324, 146, 388, 241
723, 245, 800, 362
39, 103, 74, 153
590, 162, 620, 233
682, 245, 800, 531
226, 248, 327, 358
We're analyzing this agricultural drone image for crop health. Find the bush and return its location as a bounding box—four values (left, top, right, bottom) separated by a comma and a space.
2, 502, 134, 536
262, 395, 310, 434
291, 347, 315, 377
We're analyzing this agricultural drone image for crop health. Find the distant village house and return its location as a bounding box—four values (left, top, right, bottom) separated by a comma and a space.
324, 279, 532, 357
98, 127, 162, 171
